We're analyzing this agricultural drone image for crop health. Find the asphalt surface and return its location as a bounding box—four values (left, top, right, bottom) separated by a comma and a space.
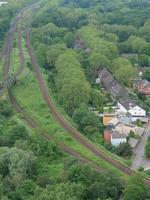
132, 123, 150, 170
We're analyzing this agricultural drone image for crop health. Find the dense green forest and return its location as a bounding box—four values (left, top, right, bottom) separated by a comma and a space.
1, 0, 150, 199
0, 0, 37, 47
0, 99, 124, 200
31, 0, 150, 153
32, 0, 150, 113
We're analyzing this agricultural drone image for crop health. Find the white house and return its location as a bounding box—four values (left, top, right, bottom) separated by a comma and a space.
128, 106, 146, 122
116, 102, 128, 114
111, 131, 127, 146
116, 102, 146, 122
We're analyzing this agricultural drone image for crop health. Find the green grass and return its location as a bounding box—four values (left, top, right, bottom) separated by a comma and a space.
42, 70, 131, 166
6, 20, 129, 178
0, 61, 3, 81
12, 56, 125, 178
37, 157, 64, 179
1, 33, 129, 178
10, 47, 20, 75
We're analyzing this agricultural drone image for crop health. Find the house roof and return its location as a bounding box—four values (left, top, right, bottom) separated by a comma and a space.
107, 117, 120, 126
138, 117, 149, 123
103, 115, 114, 126
135, 80, 150, 94
99, 68, 122, 97
111, 131, 126, 139
115, 123, 145, 137
128, 105, 145, 113
99, 68, 136, 110
115, 124, 134, 136
119, 98, 136, 110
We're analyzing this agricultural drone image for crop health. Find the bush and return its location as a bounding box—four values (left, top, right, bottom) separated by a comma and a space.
0, 101, 13, 117
115, 142, 132, 157
145, 140, 150, 158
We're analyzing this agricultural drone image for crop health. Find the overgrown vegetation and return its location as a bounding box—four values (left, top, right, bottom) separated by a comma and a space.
145, 136, 150, 158
1, 0, 150, 199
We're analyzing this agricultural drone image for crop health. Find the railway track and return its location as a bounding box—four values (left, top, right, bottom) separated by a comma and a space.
9, 91, 103, 174
0, 12, 23, 97
26, 18, 150, 180
2, 6, 104, 174
27, 29, 150, 184
2, 15, 21, 78
2, 2, 150, 185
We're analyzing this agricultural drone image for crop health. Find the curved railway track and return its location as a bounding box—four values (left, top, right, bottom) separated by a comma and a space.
2, 15, 21, 78
2, 7, 104, 174
2, 2, 150, 185
27, 28, 150, 184
26, 25, 137, 177
9, 90, 103, 174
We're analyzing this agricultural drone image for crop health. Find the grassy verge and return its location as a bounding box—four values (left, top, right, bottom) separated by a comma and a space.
13, 71, 124, 177
42, 70, 131, 166
11, 48, 125, 178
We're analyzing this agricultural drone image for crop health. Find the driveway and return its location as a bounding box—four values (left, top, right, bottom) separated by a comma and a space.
132, 123, 150, 170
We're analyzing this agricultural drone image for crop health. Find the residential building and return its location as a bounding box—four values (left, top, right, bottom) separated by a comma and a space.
103, 114, 115, 126
99, 68, 147, 122
134, 79, 150, 97
116, 102, 146, 122
98, 68, 123, 98
115, 124, 145, 137
128, 106, 146, 121
104, 130, 111, 143
104, 130, 127, 146
106, 117, 120, 129
111, 132, 127, 146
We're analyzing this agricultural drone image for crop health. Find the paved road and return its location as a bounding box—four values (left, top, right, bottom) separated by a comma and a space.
132, 123, 150, 170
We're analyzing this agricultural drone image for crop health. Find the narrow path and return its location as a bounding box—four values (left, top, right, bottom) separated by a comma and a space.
132, 123, 150, 170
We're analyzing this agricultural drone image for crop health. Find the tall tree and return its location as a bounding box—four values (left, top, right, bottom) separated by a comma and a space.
56, 51, 91, 114
112, 57, 136, 86
124, 174, 150, 200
